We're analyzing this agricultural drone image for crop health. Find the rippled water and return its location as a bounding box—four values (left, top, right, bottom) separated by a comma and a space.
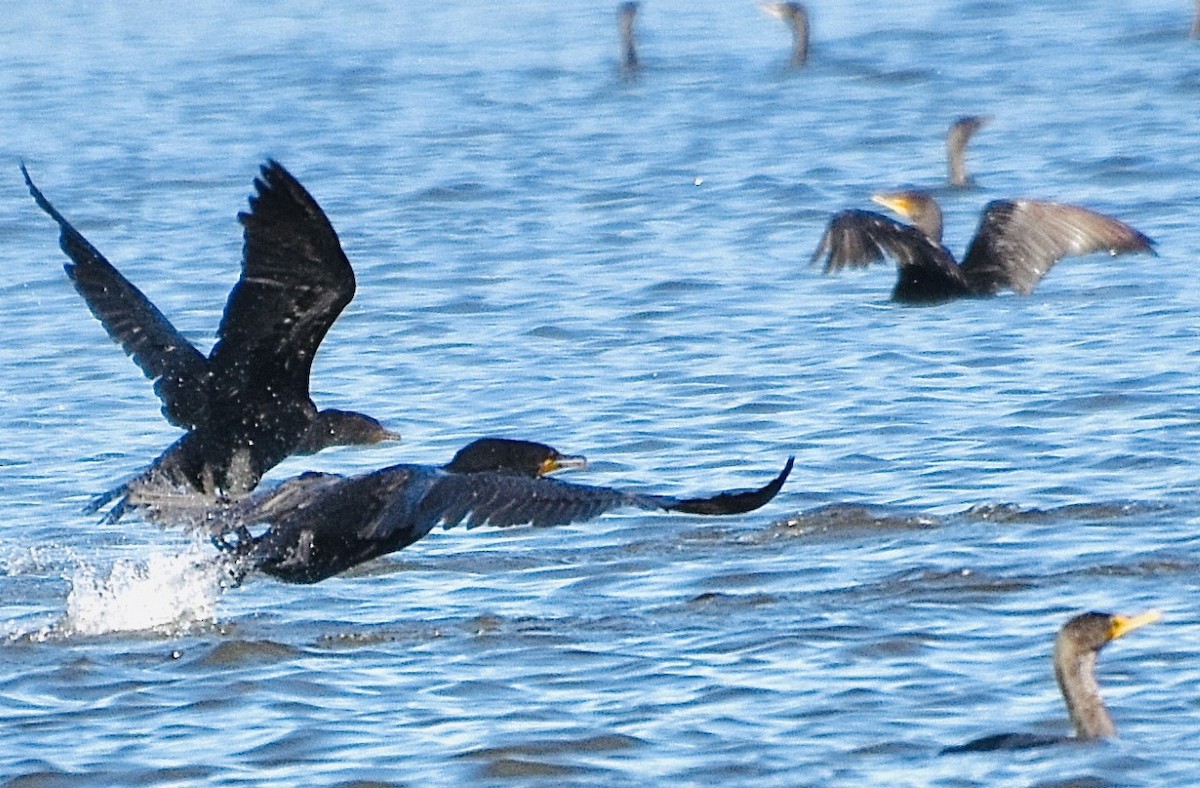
3, 1, 1200, 784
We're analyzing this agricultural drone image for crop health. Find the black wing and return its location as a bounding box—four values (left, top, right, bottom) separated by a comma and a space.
163, 456, 793, 543
21, 164, 211, 428
207, 160, 356, 406
810, 209, 971, 302
959, 199, 1155, 296
638, 456, 794, 515
811, 209, 954, 273
366, 457, 795, 540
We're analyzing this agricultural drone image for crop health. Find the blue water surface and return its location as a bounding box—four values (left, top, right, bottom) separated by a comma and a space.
2, 1, 1200, 784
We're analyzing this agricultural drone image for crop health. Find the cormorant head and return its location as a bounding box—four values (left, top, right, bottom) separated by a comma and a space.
445, 438, 588, 478
871, 190, 944, 245
1057, 610, 1161, 657
295, 409, 401, 455
1052, 609, 1160, 739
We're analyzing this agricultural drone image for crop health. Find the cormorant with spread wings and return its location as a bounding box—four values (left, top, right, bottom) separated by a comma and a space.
22, 161, 398, 521
810, 189, 1155, 303
135, 438, 795, 584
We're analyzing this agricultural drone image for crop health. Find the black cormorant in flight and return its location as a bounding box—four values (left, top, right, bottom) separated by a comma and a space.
22, 161, 399, 521
136, 438, 794, 584
943, 610, 1161, 753
810, 189, 1155, 303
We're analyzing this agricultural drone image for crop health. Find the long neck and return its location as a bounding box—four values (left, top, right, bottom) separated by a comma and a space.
913, 201, 944, 246
947, 136, 969, 187
1055, 646, 1116, 739
620, 11, 638, 73
790, 11, 809, 67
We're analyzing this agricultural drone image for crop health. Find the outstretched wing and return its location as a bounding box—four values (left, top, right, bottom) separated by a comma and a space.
810, 209, 970, 302
21, 164, 211, 428
208, 160, 356, 406
811, 209, 953, 272
636, 457, 794, 515
366, 456, 795, 540
959, 199, 1155, 296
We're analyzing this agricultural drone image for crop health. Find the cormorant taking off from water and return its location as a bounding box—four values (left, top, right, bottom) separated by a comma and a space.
946, 115, 990, 188
618, 2, 640, 75
138, 438, 795, 584
761, 3, 809, 68
943, 610, 1161, 753
22, 161, 399, 521
810, 189, 1155, 303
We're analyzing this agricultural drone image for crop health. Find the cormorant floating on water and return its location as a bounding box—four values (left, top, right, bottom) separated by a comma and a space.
22, 161, 399, 521
135, 438, 794, 584
810, 189, 1155, 303
760, 3, 809, 68
946, 115, 990, 188
943, 610, 1161, 753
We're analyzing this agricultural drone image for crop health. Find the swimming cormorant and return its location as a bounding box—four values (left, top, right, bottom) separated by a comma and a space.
761, 2, 809, 68
946, 115, 990, 188
810, 189, 1155, 303
22, 161, 399, 521
943, 610, 1161, 753
137, 438, 795, 584
618, 2, 640, 75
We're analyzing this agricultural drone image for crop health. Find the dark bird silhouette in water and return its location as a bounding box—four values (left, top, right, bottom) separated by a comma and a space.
810, 189, 1155, 303
946, 115, 991, 188
22, 161, 399, 522
618, 2, 640, 76
942, 610, 1161, 753
136, 438, 795, 584
761, 2, 810, 68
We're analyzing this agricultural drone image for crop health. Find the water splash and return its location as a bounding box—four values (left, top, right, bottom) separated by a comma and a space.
58, 543, 226, 637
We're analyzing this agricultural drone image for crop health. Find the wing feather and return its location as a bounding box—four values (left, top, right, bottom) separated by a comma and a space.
208, 160, 356, 404
811, 209, 946, 272
959, 200, 1155, 296
22, 165, 211, 428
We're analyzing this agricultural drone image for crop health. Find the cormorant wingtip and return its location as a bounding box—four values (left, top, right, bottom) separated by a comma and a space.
770, 455, 795, 495
20, 162, 55, 216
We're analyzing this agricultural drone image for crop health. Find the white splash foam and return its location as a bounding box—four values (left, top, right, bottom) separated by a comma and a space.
59, 542, 225, 637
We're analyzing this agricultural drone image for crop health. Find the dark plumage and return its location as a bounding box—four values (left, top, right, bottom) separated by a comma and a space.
943, 610, 1161, 753
22, 161, 399, 521
137, 438, 795, 584
761, 2, 810, 68
811, 189, 1156, 303
946, 115, 990, 188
